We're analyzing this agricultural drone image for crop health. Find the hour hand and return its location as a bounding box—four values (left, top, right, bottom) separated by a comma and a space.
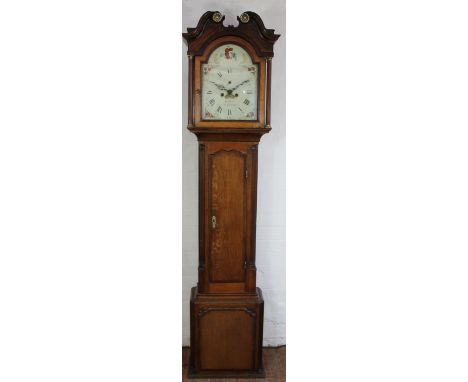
209, 81, 227, 91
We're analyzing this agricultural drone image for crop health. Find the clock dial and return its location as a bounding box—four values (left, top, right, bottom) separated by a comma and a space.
201, 44, 258, 121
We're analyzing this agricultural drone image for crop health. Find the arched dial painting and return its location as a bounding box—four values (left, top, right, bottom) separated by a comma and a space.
201, 44, 258, 121
192, 31, 267, 129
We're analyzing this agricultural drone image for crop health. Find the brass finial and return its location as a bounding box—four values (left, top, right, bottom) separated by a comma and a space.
212, 11, 223, 23
239, 12, 250, 23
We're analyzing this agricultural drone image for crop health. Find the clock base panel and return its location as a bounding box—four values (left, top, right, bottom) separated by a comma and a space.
189, 286, 265, 378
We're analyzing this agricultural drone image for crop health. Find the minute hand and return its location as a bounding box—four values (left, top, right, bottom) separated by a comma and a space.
230, 79, 250, 91
209, 81, 228, 91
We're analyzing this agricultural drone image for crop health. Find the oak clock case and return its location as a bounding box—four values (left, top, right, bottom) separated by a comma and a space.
183, 11, 279, 379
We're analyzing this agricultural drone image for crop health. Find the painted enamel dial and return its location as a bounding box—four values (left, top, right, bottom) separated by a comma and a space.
201, 44, 258, 121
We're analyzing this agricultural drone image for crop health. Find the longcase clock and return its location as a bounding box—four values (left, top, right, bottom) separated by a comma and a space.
183, 11, 279, 378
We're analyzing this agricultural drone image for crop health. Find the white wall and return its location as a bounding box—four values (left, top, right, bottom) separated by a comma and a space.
182, 0, 286, 347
